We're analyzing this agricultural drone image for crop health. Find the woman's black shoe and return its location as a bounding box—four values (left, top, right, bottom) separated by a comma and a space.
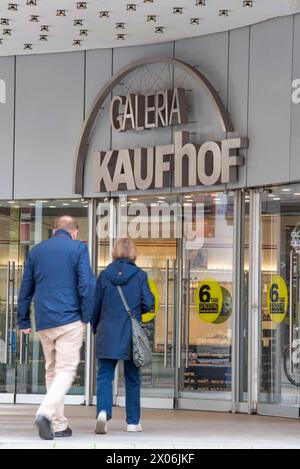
54, 428, 73, 438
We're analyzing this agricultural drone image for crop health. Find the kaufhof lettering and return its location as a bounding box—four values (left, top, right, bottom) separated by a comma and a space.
93, 131, 248, 193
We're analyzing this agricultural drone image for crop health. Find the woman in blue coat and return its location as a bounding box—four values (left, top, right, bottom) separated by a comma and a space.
91, 238, 155, 434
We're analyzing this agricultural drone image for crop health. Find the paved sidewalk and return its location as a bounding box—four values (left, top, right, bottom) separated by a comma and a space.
0, 405, 300, 449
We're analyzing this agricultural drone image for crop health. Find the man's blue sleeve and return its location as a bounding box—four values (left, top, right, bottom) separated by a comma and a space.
17, 254, 35, 330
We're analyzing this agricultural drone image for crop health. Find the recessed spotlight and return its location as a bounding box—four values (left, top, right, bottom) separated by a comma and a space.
99, 11, 109, 18
196, 0, 205, 5
219, 9, 229, 17
24, 43, 32, 50
80, 29, 88, 36
127, 4, 137, 11
147, 15, 156, 22
77, 2, 87, 9
27, 0, 37, 5
243, 1, 253, 7
40, 25, 49, 32
155, 26, 165, 33
30, 15, 39, 22
143, 0, 154, 3
74, 19, 83, 26
116, 23, 125, 30
1, 18, 10, 25
117, 33, 125, 40
190, 18, 200, 25
8, 4, 18, 12
73, 39, 82, 46
173, 7, 183, 14
57, 10, 66, 17
3, 29, 12, 36
39, 35, 48, 41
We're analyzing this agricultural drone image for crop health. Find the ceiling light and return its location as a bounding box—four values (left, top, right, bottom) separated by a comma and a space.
219, 10, 229, 17
56, 10, 66, 17
74, 19, 83, 26
155, 26, 165, 33
40, 25, 49, 32
190, 18, 200, 25
1, 19, 10, 25
196, 0, 206, 5
39, 35, 48, 41
8, 4, 18, 12
99, 11, 109, 18
147, 15, 156, 22
243, 1, 253, 7
30, 15, 39, 22
117, 34, 125, 40
27, 0, 37, 5
49, 206, 57, 208
77, 2, 87, 9
24, 43, 32, 50
73, 39, 82, 46
116, 23, 125, 30
3, 29, 12, 36
173, 7, 183, 14
127, 4, 137, 11
143, 0, 154, 3
80, 29, 88, 36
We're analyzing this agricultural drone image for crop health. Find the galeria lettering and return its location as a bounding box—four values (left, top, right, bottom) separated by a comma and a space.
93, 131, 248, 193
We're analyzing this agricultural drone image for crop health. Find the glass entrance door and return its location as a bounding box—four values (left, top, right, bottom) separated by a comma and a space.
94, 192, 238, 411
0, 199, 89, 404
95, 196, 178, 408
177, 193, 235, 411
257, 186, 300, 418
0, 203, 20, 403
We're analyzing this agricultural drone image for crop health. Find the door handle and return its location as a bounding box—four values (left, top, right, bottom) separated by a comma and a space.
289, 250, 294, 373
171, 260, 176, 369
4, 262, 11, 365
9, 261, 15, 366
177, 258, 183, 369
19, 330, 24, 366
185, 261, 191, 368
164, 259, 170, 368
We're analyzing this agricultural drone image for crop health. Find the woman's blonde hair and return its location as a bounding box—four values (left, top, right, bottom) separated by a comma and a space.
112, 238, 137, 262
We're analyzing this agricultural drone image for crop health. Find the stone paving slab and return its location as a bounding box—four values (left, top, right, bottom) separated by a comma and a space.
1, 405, 300, 449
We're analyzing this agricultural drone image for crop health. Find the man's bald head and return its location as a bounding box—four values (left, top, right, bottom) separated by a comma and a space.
56, 216, 79, 239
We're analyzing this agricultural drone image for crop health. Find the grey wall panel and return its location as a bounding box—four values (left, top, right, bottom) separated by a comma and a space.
0, 57, 14, 199
226, 27, 250, 190
113, 42, 174, 74
175, 33, 229, 110
247, 17, 293, 187
290, 14, 300, 182
84, 49, 112, 198
14, 51, 85, 199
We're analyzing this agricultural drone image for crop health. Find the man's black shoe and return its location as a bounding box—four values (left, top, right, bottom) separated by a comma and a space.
35, 415, 54, 441
55, 427, 73, 438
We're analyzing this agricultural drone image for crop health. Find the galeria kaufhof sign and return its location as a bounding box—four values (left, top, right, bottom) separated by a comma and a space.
93, 87, 248, 193
74, 58, 249, 195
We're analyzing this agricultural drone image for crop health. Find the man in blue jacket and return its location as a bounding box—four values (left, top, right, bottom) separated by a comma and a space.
17, 216, 95, 441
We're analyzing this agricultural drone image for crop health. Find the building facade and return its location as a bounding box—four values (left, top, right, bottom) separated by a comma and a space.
1, 13, 300, 419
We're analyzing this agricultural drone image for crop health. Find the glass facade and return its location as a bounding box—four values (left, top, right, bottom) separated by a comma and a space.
1, 186, 300, 418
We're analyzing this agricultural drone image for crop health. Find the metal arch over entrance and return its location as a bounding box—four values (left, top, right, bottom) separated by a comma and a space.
74, 57, 234, 195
